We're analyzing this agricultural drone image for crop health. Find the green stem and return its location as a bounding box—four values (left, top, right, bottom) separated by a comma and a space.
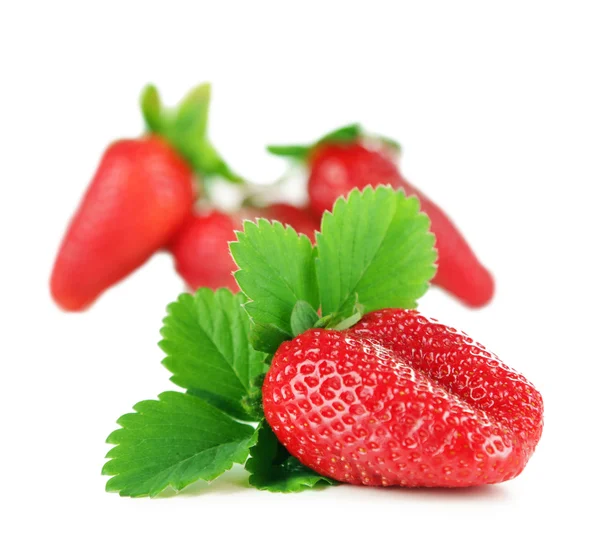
140, 82, 247, 188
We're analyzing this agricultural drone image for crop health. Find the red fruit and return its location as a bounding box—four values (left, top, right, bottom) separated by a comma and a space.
169, 203, 320, 292
307, 142, 494, 308
168, 210, 240, 292
51, 136, 194, 311
250, 203, 320, 242
263, 309, 543, 487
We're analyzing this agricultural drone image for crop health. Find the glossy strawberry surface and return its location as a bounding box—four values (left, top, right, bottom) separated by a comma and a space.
263, 309, 543, 487
51, 136, 194, 311
307, 143, 494, 307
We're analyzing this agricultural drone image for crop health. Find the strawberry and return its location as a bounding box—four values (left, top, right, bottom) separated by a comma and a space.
51, 136, 194, 311
262, 308, 543, 487
169, 203, 320, 292
51, 83, 249, 311
104, 187, 544, 497
250, 203, 320, 242
168, 210, 241, 292
269, 131, 494, 308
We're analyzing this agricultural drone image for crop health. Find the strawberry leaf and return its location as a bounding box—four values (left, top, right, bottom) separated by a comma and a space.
103, 391, 258, 498
316, 186, 437, 317
230, 219, 319, 341
140, 84, 163, 133
267, 123, 363, 161
265, 145, 311, 160
160, 288, 268, 421
329, 295, 365, 331
249, 322, 292, 354
240, 373, 266, 420
317, 123, 363, 145
245, 422, 338, 493
290, 300, 320, 336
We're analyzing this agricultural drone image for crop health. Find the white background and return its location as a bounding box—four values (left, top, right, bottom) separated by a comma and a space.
1, 1, 599, 539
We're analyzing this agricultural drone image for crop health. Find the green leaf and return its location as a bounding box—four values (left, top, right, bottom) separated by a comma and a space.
316, 186, 437, 316
331, 309, 364, 331
170, 85, 242, 184
290, 300, 320, 336
240, 372, 267, 420
246, 422, 337, 493
266, 123, 363, 161
140, 82, 245, 184
317, 123, 363, 145
140, 84, 163, 133
103, 391, 258, 498
314, 293, 364, 330
193, 139, 245, 184
174, 83, 211, 139
249, 321, 292, 354
160, 288, 268, 421
169, 83, 211, 169
230, 219, 319, 338
266, 145, 310, 160
329, 294, 365, 331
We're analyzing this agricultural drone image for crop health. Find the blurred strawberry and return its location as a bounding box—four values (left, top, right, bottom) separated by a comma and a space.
169, 203, 320, 292
169, 210, 241, 291
268, 125, 494, 308
50, 82, 245, 310
51, 136, 195, 311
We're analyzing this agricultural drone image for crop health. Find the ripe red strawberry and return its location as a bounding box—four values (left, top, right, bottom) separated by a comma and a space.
262, 309, 543, 487
168, 210, 241, 292
51, 136, 194, 311
308, 142, 494, 308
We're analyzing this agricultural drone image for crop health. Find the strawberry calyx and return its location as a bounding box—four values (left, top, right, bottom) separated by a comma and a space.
140, 83, 245, 189
252, 296, 366, 355
241, 373, 267, 420
248, 293, 368, 367
266, 123, 362, 162
318, 296, 365, 331
267, 123, 401, 163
